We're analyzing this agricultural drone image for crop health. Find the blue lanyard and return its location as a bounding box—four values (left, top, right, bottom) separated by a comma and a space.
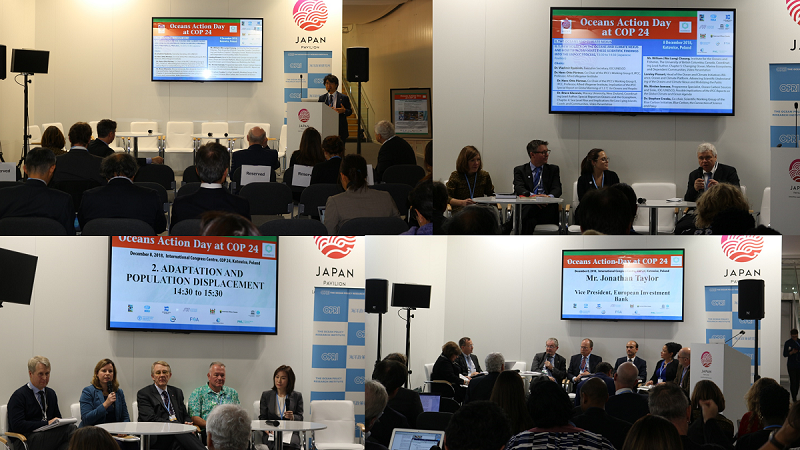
593, 172, 604, 189
464, 172, 478, 199
659, 361, 667, 379
277, 395, 286, 418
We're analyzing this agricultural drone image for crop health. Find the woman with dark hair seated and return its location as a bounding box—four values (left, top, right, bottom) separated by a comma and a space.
323, 154, 399, 235
447, 146, 494, 213
284, 127, 325, 201
41, 126, 67, 156
577, 149, 619, 201
310, 135, 345, 185
504, 380, 614, 450
431, 341, 468, 402
622, 415, 682, 450
490, 371, 534, 434
68, 426, 119, 450
645, 342, 681, 386
259, 365, 303, 449
679, 182, 753, 235
402, 180, 435, 235
687, 380, 734, 445
199, 211, 260, 236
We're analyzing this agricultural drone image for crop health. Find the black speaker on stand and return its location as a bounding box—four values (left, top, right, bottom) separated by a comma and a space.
0, 45, 7, 80
738, 279, 765, 381
10, 48, 49, 170
366, 278, 388, 367
346, 47, 369, 156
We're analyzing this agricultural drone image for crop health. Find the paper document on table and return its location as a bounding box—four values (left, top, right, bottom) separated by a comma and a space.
34, 418, 77, 432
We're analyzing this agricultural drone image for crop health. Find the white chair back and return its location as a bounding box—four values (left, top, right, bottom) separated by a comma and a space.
132, 401, 138, 422
761, 187, 771, 226
166, 122, 194, 150
131, 121, 160, 149
201, 122, 229, 144
88, 121, 99, 139
631, 182, 677, 233
41, 122, 64, 136
279, 124, 288, 154
740, 185, 747, 199
70, 403, 81, 427
424, 363, 434, 382
28, 126, 42, 143
0, 404, 9, 434
568, 180, 581, 234
253, 400, 260, 419
309, 400, 360, 448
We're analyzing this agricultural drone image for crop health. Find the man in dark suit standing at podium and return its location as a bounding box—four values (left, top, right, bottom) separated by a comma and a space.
683, 142, 739, 202
568, 338, 602, 385
456, 337, 483, 377
531, 337, 567, 383
513, 139, 562, 234
614, 340, 647, 381
318, 74, 352, 141
138, 361, 205, 450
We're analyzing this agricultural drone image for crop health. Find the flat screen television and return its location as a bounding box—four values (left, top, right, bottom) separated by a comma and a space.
107, 236, 278, 334
561, 249, 685, 322
550, 8, 735, 115
391, 283, 431, 309
152, 17, 263, 82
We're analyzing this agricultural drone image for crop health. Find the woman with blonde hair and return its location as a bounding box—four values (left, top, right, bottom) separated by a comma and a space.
737, 377, 779, 438
79, 358, 130, 426
682, 182, 753, 234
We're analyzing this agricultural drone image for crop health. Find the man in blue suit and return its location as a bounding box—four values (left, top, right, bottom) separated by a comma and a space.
318, 74, 352, 140
231, 126, 279, 182
614, 340, 647, 381
567, 338, 602, 385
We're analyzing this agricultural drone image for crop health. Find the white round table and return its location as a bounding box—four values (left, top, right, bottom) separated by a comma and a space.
97, 422, 196, 450
190, 134, 246, 163
473, 196, 564, 235
635, 200, 696, 235
250, 420, 327, 450
115, 132, 166, 159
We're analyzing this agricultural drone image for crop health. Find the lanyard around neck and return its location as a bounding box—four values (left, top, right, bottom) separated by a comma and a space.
464, 172, 478, 199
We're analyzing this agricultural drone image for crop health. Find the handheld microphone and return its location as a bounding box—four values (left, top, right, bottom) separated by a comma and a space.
224, 133, 229, 137
148, 129, 153, 134
637, 198, 646, 204
208, 132, 213, 137
265, 420, 280, 426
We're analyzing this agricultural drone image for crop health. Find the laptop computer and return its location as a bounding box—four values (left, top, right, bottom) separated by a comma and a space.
418, 393, 441, 412
388, 429, 445, 450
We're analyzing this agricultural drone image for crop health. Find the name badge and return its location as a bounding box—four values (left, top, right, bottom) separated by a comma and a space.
169, 415, 177, 421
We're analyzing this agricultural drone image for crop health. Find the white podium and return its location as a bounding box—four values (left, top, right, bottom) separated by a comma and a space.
770, 147, 800, 234
691, 343, 750, 425
286, 102, 338, 155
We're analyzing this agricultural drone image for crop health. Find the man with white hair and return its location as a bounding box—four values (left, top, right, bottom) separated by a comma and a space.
365, 380, 389, 450
683, 142, 740, 202
231, 126, 280, 182
206, 404, 251, 450
373, 120, 417, 183
464, 352, 504, 403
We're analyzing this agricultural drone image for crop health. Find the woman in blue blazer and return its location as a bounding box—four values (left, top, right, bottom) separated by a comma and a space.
259, 365, 304, 449
79, 358, 130, 426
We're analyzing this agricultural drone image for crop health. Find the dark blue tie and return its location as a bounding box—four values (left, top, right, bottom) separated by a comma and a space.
532, 167, 541, 195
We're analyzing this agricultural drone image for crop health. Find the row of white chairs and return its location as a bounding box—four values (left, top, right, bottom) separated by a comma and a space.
1, 399, 362, 450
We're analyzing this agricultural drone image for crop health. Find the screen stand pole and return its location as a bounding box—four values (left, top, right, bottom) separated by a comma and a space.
403, 307, 415, 388
357, 82, 362, 155
754, 319, 760, 381
19, 73, 32, 172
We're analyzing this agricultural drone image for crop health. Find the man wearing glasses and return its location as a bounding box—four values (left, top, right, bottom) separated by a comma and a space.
531, 337, 567, 383
683, 142, 740, 202
614, 340, 647, 382
513, 139, 562, 234
568, 339, 603, 385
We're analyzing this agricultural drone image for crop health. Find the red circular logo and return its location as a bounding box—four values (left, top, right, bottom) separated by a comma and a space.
293, 0, 328, 31
315, 237, 356, 259
790, 159, 800, 182
788, 0, 800, 25
562, 19, 571, 30
298, 109, 310, 123
720, 236, 764, 263
701, 351, 712, 368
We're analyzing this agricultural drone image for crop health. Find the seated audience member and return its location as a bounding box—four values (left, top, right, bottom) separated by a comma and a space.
444, 401, 512, 450
378, 355, 423, 428
684, 142, 740, 202
573, 362, 615, 406
614, 340, 647, 381
447, 146, 495, 212
675, 347, 692, 396
531, 337, 568, 383
738, 378, 780, 439
171, 142, 251, 232
758, 400, 800, 450
648, 382, 732, 450
323, 153, 400, 235
137, 361, 205, 450
67, 426, 118, 450
401, 180, 435, 235
446, 205, 500, 235
78, 153, 167, 233
680, 183, 753, 235
199, 211, 259, 236
365, 381, 389, 450
0, 147, 75, 234
456, 337, 483, 377
568, 338, 603, 385
284, 127, 325, 201
576, 187, 633, 235
746, 225, 782, 235
41, 125, 67, 156
87, 119, 163, 166
606, 362, 649, 424
621, 415, 683, 450
79, 359, 130, 427
506, 380, 614, 450
206, 404, 251, 450
232, 126, 279, 182
431, 341, 468, 402
420, 141, 432, 183
374, 120, 417, 183
577, 148, 620, 202
735, 384, 790, 450
512, 139, 562, 234
310, 135, 345, 185
369, 360, 411, 447
646, 342, 681, 386
8, 356, 77, 450
431, 181, 450, 234
52, 122, 105, 186
609, 183, 640, 234
688, 380, 734, 445
259, 365, 303, 449
572, 377, 632, 449
490, 371, 534, 435
188, 362, 240, 445
465, 352, 504, 403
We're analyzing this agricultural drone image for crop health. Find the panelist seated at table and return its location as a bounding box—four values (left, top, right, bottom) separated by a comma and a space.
613, 340, 647, 381
188, 362, 240, 445
530, 337, 567, 383
431, 341, 469, 402
447, 146, 495, 213
259, 365, 304, 449
683, 142, 740, 203
512, 139, 562, 234
137, 360, 205, 450
87, 119, 164, 166
576, 148, 619, 208
567, 339, 603, 385
645, 342, 681, 386
79, 358, 131, 427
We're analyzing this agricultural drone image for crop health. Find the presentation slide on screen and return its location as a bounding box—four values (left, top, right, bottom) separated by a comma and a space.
152, 18, 263, 81
562, 249, 684, 321
550, 9, 734, 114
108, 236, 278, 333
